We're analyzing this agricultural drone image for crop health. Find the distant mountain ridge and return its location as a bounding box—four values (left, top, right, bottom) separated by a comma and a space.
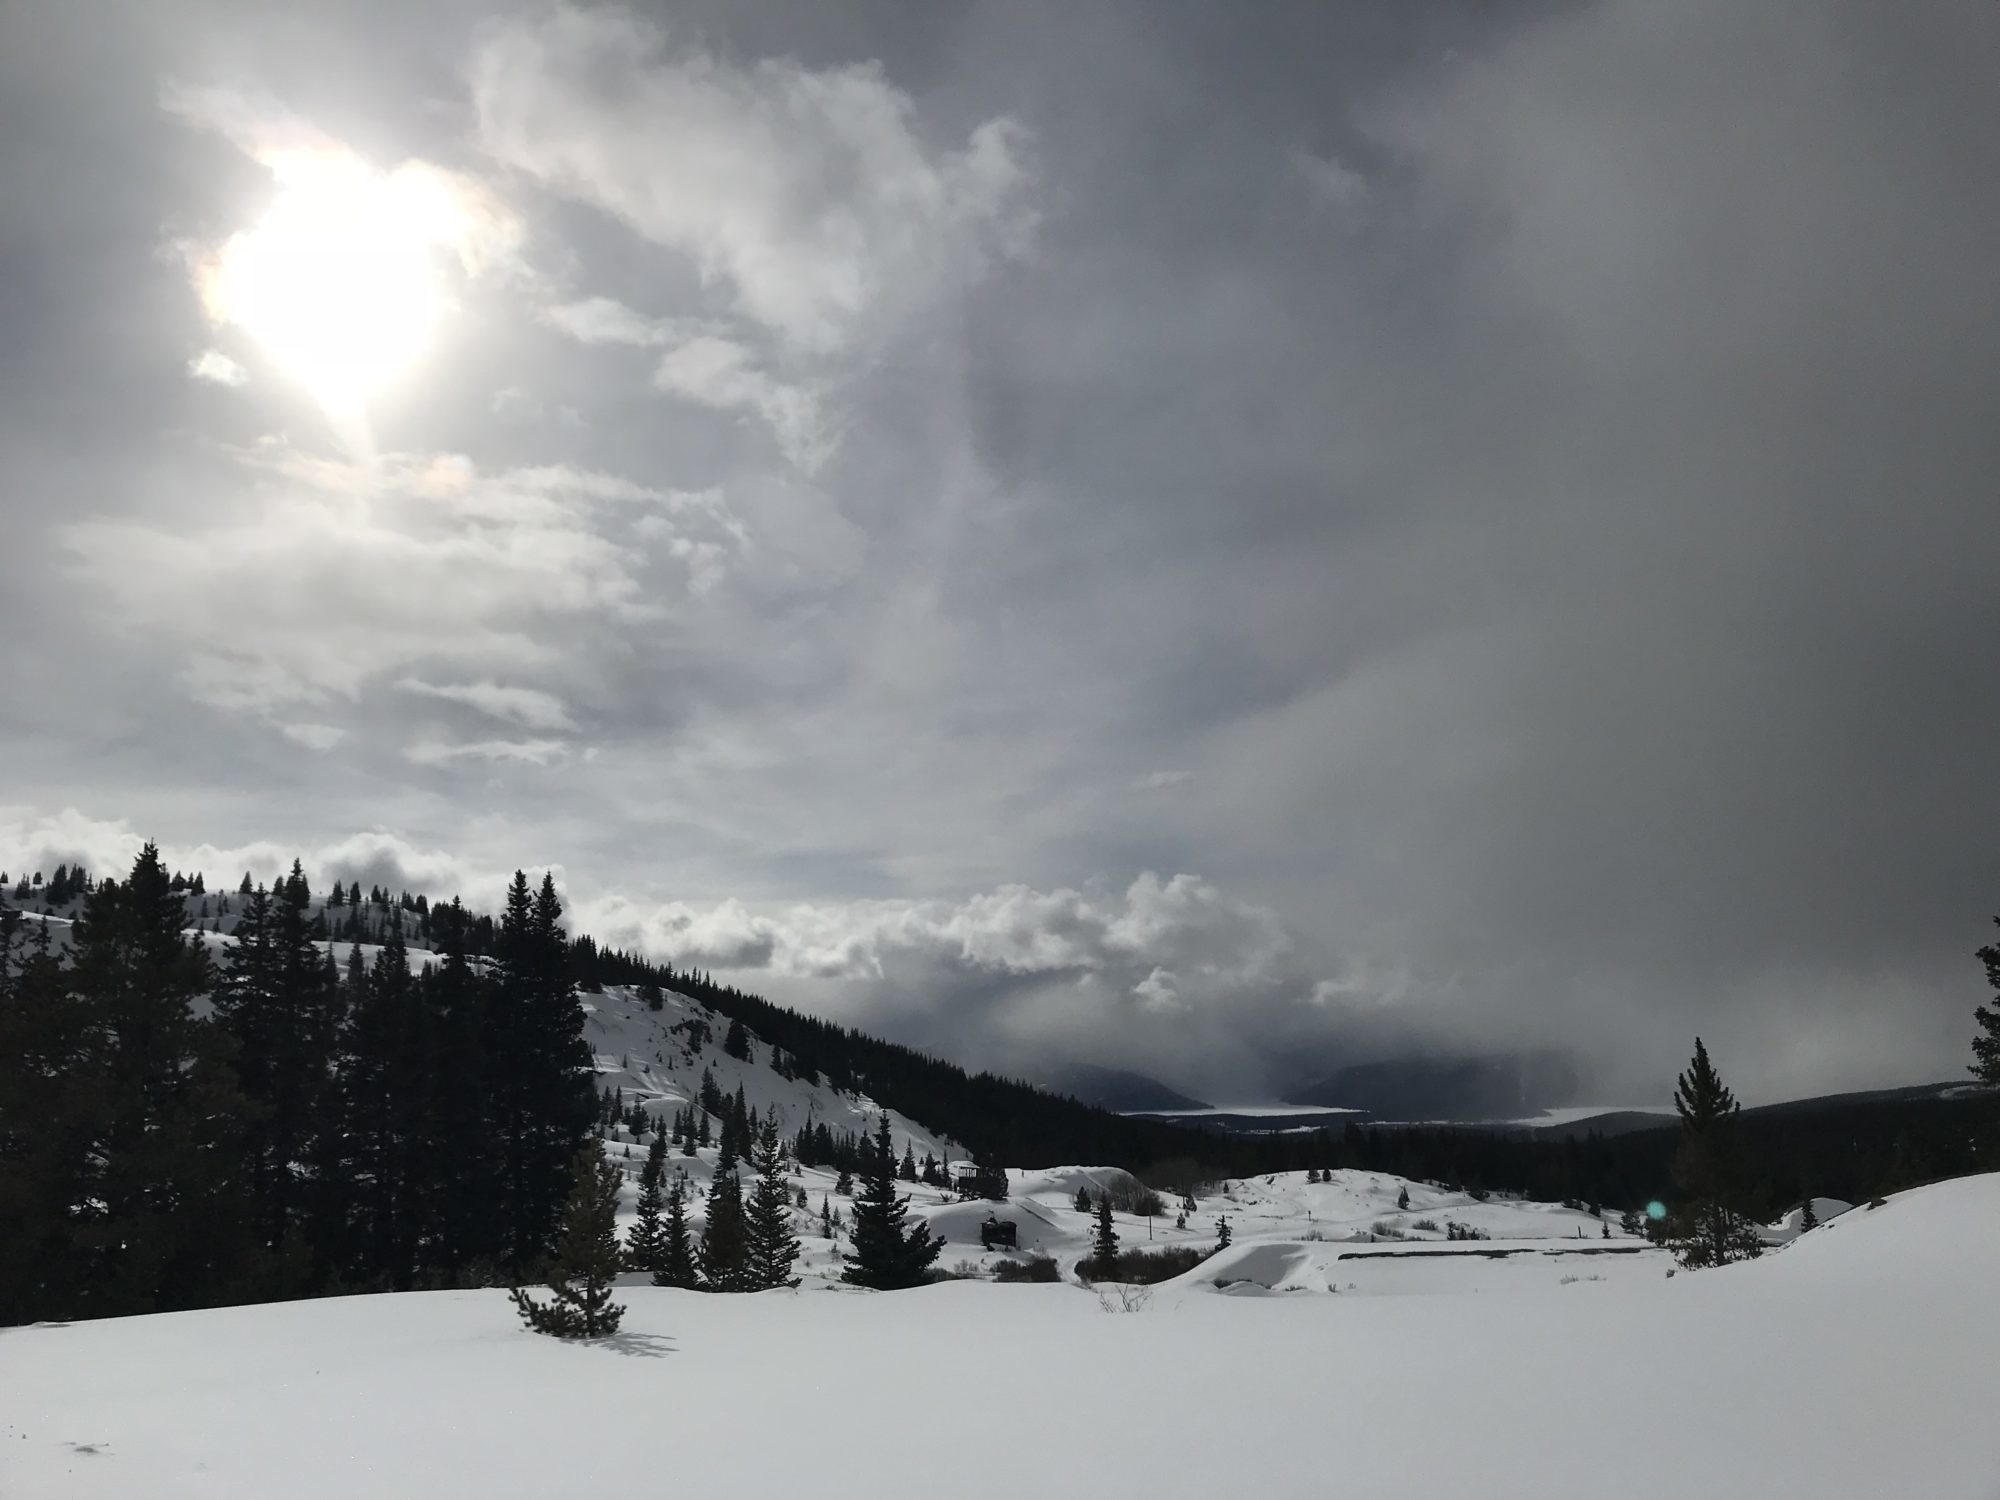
1042, 1063, 1211, 1114
1287, 1050, 1581, 1122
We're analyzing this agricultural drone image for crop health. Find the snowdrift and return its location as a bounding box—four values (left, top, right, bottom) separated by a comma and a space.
6, 1175, 1995, 1498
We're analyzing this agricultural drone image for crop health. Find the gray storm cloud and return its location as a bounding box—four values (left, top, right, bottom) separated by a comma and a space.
0, 1, 1995, 1104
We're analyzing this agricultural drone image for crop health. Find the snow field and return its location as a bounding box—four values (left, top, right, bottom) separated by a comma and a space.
4, 1173, 1996, 1499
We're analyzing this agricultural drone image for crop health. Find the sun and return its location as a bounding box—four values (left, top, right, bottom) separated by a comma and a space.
201, 150, 470, 421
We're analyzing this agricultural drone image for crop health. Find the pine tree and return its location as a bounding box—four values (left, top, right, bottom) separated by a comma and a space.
1798, 1197, 1818, 1233
510, 1145, 625, 1338
488, 872, 593, 1274
1973, 916, 2000, 1087
66, 846, 262, 1316
1075, 1186, 1092, 1214
1662, 1038, 1763, 1269
899, 1143, 918, 1182
699, 1163, 749, 1292
422, 900, 503, 1278
1216, 1215, 1231, 1249
722, 1017, 753, 1061
339, 923, 426, 1287
835, 1165, 853, 1195
0, 901, 95, 1322
213, 864, 344, 1275
841, 1114, 944, 1290
1397, 1185, 1410, 1210
626, 1135, 670, 1273
744, 1121, 801, 1290
652, 1174, 701, 1290
1088, 1193, 1120, 1274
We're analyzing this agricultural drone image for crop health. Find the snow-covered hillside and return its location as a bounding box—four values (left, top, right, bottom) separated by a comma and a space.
5, 1173, 1996, 1499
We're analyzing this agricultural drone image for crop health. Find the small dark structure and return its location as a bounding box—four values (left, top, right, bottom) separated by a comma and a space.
954, 1160, 1009, 1201
979, 1215, 1018, 1250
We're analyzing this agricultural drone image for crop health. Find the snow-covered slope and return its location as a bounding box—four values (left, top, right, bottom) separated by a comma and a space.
6, 1173, 1996, 1499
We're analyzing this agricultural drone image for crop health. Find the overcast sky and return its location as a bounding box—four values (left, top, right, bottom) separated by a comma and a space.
2, 1, 1996, 1104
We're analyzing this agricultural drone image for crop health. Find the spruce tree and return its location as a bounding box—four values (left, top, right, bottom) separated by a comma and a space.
213, 863, 343, 1273
1075, 1186, 1092, 1214
1216, 1214, 1231, 1249
1798, 1197, 1818, 1233
744, 1120, 802, 1290
0, 903, 95, 1322
626, 1134, 670, 1273
699, 1163, 749, 1292
510, 1144, 625, 1338
339, 923, 425, 1287
1973, 915, 2000, 1086
422, 900, 503, 1277
1662, 1038, 1763, 1269
1089, 1193, 1120, 1274
841, 1114, 944, 1290
67, 846, 262, 1315
653, 1173, 701, 1290
489, 872, 593, 1274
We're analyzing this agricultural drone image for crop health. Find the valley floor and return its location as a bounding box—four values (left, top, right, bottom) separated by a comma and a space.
3, 1173, 1997, 1499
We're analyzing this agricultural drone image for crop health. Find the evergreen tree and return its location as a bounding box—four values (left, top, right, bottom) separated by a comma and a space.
625, 1134, 670, 1273
422, 900, 503, 1277
213, 862, 343, 1280
0, 903, 95, 1322
1662, 1038, 1763, 1269
488, 872, 593, 1274
1075, 1186, 1092, 1214
699, 1163, 749, 1291
654, 1174, 701, 1289
841, 1114, 944, 1290
339, 924, 427, 1287
722, 1016, 753, 1061
744, 1120, 802, 1290
1798, 1197, 1818, 1233
899, 1142, 918, 1182
510, 1145, 625, 1338
1397, 1185, 1410, 1210
1089, 1193, 1119, 1273
835, 1164, 854, 1196
1216, 1215, 1232, 1249
67, 846, 262, 1315
1973, 915, 2000, 1086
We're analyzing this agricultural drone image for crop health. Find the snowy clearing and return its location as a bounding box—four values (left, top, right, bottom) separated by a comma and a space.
4, 1174, 1996, 1498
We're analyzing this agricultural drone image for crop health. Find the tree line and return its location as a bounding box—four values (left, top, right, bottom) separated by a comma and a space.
0, 846, 592, 1325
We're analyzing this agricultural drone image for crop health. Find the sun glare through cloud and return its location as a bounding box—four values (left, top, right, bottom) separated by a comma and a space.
195, 148, 479, 434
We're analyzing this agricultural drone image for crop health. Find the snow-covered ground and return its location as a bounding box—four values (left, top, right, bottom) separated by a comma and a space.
4, 1173, 1995, 1498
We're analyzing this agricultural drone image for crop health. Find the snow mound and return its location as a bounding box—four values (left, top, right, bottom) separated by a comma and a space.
1194, 1241, 1317, 1292
1761, 1195, 1855, 1243
1768, 1173, 2000, 1280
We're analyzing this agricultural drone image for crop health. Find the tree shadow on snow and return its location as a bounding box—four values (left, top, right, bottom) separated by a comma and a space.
594, 1331, 677, 1359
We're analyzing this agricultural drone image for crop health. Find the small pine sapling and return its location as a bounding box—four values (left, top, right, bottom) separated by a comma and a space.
510, 1145, 627, 1338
